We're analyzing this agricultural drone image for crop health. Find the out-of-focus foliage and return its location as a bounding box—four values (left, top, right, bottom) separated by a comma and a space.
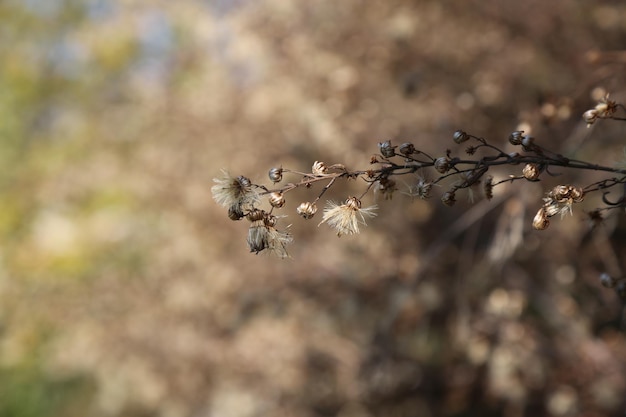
1, 0, 626, 416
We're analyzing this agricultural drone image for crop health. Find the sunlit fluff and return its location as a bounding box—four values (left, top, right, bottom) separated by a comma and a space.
211, 170, 260, 209
318, 197, 377, 236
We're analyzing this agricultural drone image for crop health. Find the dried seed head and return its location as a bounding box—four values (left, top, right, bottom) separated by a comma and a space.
211, 171, 260, 209
522, 163, 541, 181
399, 142, 415, 156
297, 202, 318, 219
550, 185, 570, 201
434, 157, 451, 173
263, 213, 277, 227
228, 204, 245, 221
378, 140, 396, 158
600, 273, 616, 288
247, 222, 268, 254
583, 109, 598, 127
482, 175, 494, 200
268, 167, 283, 183
269, 192, 286, 208
570, 186, 584, 203
246, 208, 266, 222
532, 207, 550, 230
318, 197, 377, 236
509, 131, 524, 145
453, 130, 470, 144
406, 178, 433, 200
441, 190, 456, 206
312, 161, 328, 175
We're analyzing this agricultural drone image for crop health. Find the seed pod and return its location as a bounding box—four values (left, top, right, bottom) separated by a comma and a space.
246, 208, 265, 222
268, 167, 283, 183
551, 185, 570, 201
312, 161, 328, 175
434, 157, 451, 173
297, 202, 318, 219
228, 204, 245, 221
236, 175, 252, 189
532, 207, 550, 230
453, 130, 469, 144
269, 192, 285, 208
378, 140, 396, 158
399, 142, 415, 156
522, 163, 541, 181
569, 186, 584, 203
508, 131, 524, 145
263, 214, 277, 227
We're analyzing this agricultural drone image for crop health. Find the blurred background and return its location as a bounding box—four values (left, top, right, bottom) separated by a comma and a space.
1, 0, 626, 416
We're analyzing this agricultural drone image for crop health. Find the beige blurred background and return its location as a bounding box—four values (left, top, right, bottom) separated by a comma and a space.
1, 0, 626, 416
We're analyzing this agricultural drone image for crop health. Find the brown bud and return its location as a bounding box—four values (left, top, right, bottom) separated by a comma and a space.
522, 163, 541, 181
532, 207, 550, 230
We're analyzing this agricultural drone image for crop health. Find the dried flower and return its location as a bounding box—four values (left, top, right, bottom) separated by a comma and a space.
268, 167, 283, 183
228, 204, 245, 221
212, 171, 260, 210
269, 192, 286, 208
453, 130, 470, 144
405, 177, 433, 200
319, 197, 377, 236
247, 220, 268, 254
247, 213, 292, 257
378, 140, 396, 158
399, 142, 415, 156
543, 185, 584, 218
508, 131, 524, 145
434, 157, 451, 173
312, 161, 328, 175
532, 207, 550, 230
297, 202, 318, 219
246, 208, 265, 222
522, 163, 541, 181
